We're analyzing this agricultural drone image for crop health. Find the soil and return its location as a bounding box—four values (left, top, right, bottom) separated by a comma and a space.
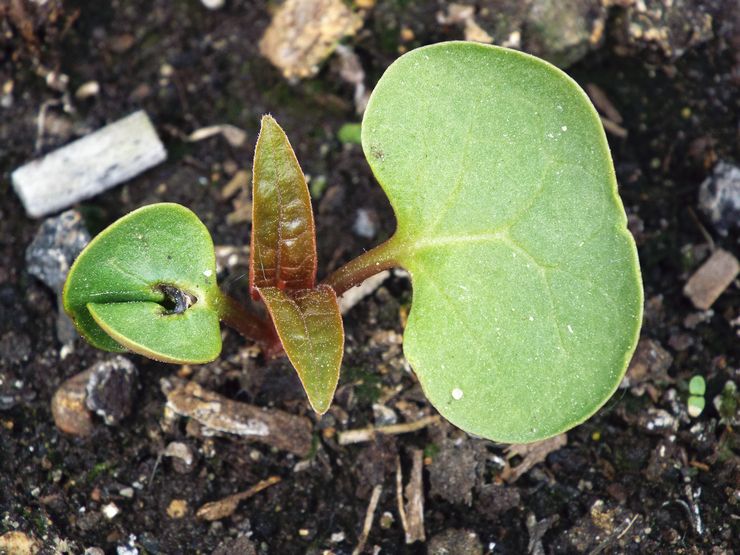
1, 1, 739, 554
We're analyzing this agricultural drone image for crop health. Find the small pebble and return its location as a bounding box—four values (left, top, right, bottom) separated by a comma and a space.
352, 208, 377, 239
102, 502, 120, 520
698, 161, 740, 235
85, 356, 138, 426
167, 499, 188, 519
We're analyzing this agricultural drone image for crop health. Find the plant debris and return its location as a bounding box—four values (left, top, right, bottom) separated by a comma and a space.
162, 378, 313, 456
502, 433, 568, 483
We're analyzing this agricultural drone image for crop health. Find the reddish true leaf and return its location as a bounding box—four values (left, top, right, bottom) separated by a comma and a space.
258, 285, 344, 414
250, 115, 317, 296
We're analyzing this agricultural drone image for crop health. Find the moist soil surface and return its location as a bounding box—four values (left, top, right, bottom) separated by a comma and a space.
1, 1, 739, 554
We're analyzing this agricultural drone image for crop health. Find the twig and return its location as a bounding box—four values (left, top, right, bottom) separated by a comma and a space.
352, 485, 382, 555
403, 449, 425, 543
616, 514, 639, 540
338, 415, 441, 445
395, 457, 409, 540
196, 476, 281, 521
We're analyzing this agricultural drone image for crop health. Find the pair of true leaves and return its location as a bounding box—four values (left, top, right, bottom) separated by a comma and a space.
63, 42, 643, 443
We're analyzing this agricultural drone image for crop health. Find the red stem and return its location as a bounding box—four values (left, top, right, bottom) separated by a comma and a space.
322, 236, 403, 296
216, 292, 282, 357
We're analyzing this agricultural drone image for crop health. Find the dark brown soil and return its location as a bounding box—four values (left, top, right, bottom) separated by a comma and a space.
1, 1, 738, 554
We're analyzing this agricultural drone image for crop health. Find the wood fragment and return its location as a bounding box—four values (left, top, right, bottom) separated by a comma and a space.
162, 378, 313, 456
338, 415, 441, 445
395, 457, 409, 542
683, 249, 739, 310
403, 449, 425, 543
196, 476, 281, 521
12, 110, 166, 218
352, 484, 382, 555
586, 83, 624, 124
501, 434, 567, 482
221, 170, 250, 199
187, 124, 247, 147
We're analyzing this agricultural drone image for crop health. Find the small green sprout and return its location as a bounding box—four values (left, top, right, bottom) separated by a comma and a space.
63, 42, 642, 443
687, 375, 706, 418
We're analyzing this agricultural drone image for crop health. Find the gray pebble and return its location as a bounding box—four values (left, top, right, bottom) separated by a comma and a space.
85, 356, 138, 426
699, 161, 740, 236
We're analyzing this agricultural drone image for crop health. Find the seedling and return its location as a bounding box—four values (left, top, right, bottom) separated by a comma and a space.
687, 375, 706, 417
63, 42, 643, 443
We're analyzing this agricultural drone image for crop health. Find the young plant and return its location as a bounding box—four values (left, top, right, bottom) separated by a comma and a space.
63, 42, 643, 443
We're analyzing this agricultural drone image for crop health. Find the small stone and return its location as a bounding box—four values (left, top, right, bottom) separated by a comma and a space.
85, 356, 138, 426
352, 208, 377, 238
683, 249, 739, 310
75, 81, 100, 100
259, 0, 363, 80
624, 338, 673, 388
163, 441, 196, 473
525, 0, 606, 68
372, 403, 398, 426
379, 511, 394, 529
167, 499, 188, 519
211, 536, 257, 555
699, 162, 740, 235
428, 529, 483, 555
102, 502, 120, 520
25, 209, 90, 347
52, 369, 94, 437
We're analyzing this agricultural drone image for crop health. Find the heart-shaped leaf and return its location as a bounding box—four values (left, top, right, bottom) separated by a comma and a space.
360, 42, 643, 442
250, 115, 317, 294
63, 203, 223, 363
258, 285, 343, 414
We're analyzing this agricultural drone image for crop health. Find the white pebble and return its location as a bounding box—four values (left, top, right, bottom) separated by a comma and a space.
452, 388, 464, 400
102, 502, 120, 519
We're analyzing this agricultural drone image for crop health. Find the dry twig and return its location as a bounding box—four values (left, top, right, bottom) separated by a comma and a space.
352, 484, 382, 555
196, 476, 281, 521
338, 415, 441, 445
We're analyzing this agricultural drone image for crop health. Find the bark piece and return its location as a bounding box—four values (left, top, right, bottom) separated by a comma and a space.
162, 378, 313, 456
12, 111, 166, 218
683, 249, 739, 310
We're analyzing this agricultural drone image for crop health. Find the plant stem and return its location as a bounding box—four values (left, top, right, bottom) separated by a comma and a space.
216, 292, 281, 355
322, 236, 403, 296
